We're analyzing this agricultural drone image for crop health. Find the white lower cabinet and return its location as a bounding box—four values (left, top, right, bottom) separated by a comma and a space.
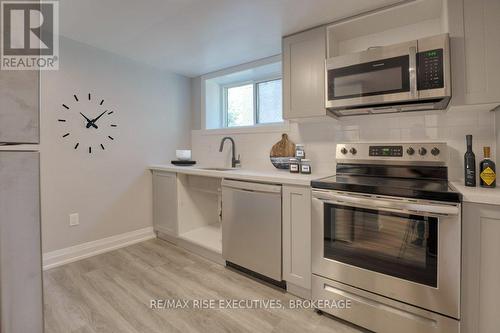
152, 171, 178, 237
462, 202, 500, 333
282, 185, 311, 295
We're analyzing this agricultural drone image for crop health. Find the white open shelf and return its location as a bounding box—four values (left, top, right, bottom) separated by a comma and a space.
176, 174, 223, 256
178, 223, 222, 254
327, 0, 448, 58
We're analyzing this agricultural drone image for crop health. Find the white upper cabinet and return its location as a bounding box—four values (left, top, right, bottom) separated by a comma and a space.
461, 0, 500, 105
282, 26, 327, 120
0, 70, 39, 143
449, 0, 500, 105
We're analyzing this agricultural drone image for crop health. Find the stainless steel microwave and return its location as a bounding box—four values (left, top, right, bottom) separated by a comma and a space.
325, 33, 451, 117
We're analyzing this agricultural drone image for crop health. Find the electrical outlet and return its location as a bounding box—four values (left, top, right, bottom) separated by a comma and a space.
69, 213, 79, 226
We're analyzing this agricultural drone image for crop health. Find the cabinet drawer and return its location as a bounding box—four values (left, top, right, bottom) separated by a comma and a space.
312, 275, 459, 333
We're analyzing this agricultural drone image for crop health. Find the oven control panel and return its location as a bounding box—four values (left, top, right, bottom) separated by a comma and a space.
337, 142, 447, 164
369, 146, 403, 157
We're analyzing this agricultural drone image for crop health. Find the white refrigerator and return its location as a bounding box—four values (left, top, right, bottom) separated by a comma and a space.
0, 70, 43, 332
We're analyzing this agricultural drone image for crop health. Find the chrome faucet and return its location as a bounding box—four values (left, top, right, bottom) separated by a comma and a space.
219, 137, 240, 168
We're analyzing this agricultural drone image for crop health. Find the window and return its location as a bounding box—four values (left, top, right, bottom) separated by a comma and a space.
257, 79, 283, 124
226, 84, 254, 127
203, 57, 282, 130
224, 78, 282, 128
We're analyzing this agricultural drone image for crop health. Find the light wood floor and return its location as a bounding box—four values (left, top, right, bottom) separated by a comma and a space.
43, 238, 365, 333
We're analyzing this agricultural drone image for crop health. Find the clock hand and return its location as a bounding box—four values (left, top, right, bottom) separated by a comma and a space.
80, 112, 98, 129
89, 110, 107, 125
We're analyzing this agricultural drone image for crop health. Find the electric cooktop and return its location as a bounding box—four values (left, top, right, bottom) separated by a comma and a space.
312, 142, 462, 203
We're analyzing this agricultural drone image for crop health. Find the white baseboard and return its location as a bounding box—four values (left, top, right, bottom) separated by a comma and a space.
42, 227, 156, 270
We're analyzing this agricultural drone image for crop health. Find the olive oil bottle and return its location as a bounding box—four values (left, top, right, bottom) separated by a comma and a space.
464, 135, 476, 187
479, 147, 496, 188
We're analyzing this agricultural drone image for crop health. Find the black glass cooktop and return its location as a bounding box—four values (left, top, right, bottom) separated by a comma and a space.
311, 164, 462, 203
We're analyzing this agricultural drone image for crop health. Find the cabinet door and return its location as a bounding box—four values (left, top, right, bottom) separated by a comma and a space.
462, 0, 500, 104
462, 202, 500, 333
153, 171, 178, 237
283, 27, 326, 119
0, 152, 43, 333
0, 70, 39, 143
282, 185, 311, 290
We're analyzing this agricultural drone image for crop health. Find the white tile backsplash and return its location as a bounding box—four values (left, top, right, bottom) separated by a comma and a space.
191, 105, 497, 182
398, 115, 426, 129
424, 114, 441, 127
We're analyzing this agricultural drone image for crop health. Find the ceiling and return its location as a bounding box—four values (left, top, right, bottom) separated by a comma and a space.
59, 0, 405, 77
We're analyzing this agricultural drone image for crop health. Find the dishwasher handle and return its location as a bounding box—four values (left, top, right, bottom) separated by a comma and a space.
222, 179, 282, 194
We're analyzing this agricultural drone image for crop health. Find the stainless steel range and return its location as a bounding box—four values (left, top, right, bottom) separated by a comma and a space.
311, 142, 462, 333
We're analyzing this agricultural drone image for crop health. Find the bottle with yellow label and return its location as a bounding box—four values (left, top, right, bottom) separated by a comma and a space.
479, 147, 496, 188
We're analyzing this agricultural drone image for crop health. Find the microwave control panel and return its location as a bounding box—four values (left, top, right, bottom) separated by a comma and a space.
417, 49, 444, 90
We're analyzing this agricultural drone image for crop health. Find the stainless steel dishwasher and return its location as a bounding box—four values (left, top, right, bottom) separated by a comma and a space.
221, 179, 283, 284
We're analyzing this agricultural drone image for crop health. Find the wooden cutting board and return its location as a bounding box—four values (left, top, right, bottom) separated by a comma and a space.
270, 133, 295, 157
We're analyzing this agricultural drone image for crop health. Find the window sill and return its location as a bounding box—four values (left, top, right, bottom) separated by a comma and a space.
196, 122, 290, 136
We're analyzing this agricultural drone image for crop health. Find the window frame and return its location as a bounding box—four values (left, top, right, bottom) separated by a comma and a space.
221, 75, 282, 128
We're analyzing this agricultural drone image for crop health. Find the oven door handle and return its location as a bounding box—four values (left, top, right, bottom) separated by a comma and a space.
313, 193, 459, 218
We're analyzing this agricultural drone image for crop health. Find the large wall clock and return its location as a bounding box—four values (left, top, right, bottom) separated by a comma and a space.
58, 93, 118, 154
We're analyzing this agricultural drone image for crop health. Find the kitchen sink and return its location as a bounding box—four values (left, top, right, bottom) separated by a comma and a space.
198, 167, 236, 171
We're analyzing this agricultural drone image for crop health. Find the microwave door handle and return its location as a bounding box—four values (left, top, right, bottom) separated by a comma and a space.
409, 45, 418, 99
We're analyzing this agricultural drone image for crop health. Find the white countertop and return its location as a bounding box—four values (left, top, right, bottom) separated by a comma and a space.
149, 164, 329, 186
150, 165, 500, 203
451, 181, 500, 206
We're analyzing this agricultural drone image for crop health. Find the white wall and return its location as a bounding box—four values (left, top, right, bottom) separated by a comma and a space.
192, 76, 497, 181
191, 77, 202, 130
205, 80, 222, 129
40, 37, 191, 253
